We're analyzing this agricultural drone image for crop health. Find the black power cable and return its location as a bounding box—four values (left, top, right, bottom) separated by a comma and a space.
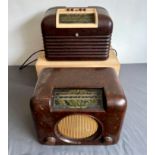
19, 48, 118, 70
19, 49, 44, 70
110, 48, 118, 56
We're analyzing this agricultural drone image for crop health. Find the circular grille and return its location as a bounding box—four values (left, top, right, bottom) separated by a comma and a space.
57, 114, 98, 139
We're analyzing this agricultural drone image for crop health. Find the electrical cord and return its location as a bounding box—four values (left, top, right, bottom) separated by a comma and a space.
19, 48, 117, 70
110, 48, 118, 56
19, 49, 44, 70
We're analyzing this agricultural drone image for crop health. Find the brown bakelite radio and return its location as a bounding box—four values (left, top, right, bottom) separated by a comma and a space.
41, 7, 113, 60
30, 68, 127, 145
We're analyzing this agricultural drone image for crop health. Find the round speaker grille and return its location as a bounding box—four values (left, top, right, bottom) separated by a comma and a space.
57, 114, 98, 139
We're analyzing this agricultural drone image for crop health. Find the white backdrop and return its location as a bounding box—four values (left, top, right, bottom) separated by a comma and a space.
8, 0, 147, 65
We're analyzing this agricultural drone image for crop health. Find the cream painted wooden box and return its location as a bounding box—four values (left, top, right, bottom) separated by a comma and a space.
35, 50, 120, 76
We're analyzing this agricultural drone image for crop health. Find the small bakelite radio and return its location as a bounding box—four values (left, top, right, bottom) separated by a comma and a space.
41, 7, 113, 60
30, 68, 127, 145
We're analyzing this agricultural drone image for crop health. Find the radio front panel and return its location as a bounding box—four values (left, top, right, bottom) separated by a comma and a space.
30, 68, 127, 145
41, 7, 113, 60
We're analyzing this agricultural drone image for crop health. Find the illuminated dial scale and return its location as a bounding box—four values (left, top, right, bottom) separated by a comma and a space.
56, 8, 98, 28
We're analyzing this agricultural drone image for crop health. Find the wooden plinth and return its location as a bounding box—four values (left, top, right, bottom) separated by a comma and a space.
35, 50, 120, 76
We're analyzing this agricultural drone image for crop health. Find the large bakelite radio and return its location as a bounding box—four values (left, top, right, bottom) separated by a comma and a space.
30, 68, 127, 145
41, 7, 113, 60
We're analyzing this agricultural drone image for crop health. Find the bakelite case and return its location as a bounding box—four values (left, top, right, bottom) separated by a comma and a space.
30, 68, 127, 145
41, 7, 113, 60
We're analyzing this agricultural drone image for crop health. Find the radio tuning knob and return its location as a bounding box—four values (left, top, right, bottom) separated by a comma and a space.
46, 137, 56, 145
104, 136, 113, 144
75, 33, 79, 37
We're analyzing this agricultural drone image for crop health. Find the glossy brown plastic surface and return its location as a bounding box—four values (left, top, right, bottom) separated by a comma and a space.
41, 7, 113, 60
30, 68, 127, 145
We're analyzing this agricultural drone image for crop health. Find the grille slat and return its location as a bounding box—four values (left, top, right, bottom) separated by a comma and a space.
44, 39, 111, 42
46, 54, 109, 57
43, 35, 111, 60
44, 35, 111, 39
45, 42, 110, 45
45, 46, 110, 50
45, 45, 110, 49
45, 49, 109, 52
45, 51, 109, 55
